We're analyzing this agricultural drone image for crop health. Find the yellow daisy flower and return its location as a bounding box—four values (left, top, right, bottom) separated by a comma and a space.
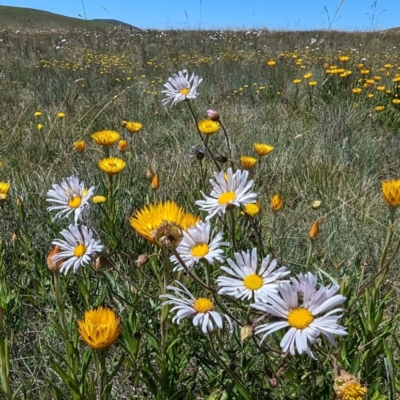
382, 180, 400, 208
198, 120, 220, 135
0, 182, 10, 201
129, 201, 200, 245
253, 143, 274, 157
77, 307, 120, 350
98, 157, 126, 175
92, 130, 121, 146
122, 121, 143, 134
240, 156, 257, 170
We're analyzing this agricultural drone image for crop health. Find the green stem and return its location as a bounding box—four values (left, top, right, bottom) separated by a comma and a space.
160, 247, 171, 360
229, 208, 238, 252
305, 239, 315, 270
0, 338, 12, 400
209, 334, 252, 399
220, 121, 234, 170
96, 349, 108, 400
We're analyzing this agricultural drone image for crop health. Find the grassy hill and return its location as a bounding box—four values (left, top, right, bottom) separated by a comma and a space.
0, 5, 135, 29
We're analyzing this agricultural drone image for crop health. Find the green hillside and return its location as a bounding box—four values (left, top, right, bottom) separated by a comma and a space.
0, 5, 126, 29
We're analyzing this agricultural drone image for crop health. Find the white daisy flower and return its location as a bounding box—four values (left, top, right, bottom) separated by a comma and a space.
160, 281, 233, 335
161, 69, 203, 106
195, 168, 258, 220
217, 249, 290, 302
51, 224, 104, 274
252, 273, 347, 359
47, 176, 94, 223
170, 220, 228, 271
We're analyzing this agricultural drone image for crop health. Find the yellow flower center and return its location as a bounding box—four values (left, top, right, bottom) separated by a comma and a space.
243, 274, 263, 290
74, 244, 87, 257
68, 196, 82, 208
218, 191, 236, 204
340, 381, 367, 400
191, 243, 209, 257
193, 298, 213, 313
108, 161, 116, 167
287, 308, 314, 329
180, 87, 190, 96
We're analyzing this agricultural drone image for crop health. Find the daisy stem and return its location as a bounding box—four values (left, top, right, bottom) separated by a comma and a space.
220, 121, 234, 170
254, 156, 261, 187
95, 348, 108, 400
0, 337, 12, 400
229, 209, 238, 252
209, 334, 252, 400
305, 238, 315, 270
171, 248, 216, 294
375, 219, 394, 287
108, 174, 114, 221
186, 101, 221, 171
161, 247, 171, 360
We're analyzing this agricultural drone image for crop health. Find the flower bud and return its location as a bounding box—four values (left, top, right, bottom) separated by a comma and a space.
135, 254, 149, 267
215, 154, 228, 163
73, 140, 85, 152
309, 220, 320, 240
47, 246, 63, 274
195, 149, 206, 160
312, 200, 321, 210
94, 255, 109, 270
240, 325, 254, 341
271, 194, 283, 211
151, 174, 160, 190
118, 139, 128, 153
146, 166, 155, 180
206, 109, 220, 121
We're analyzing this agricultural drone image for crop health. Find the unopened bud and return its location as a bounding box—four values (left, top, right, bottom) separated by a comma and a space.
240, 325, 254, 341
12, 231, 18, 242
312, 200, 321, 210
215, 154, 228, 163
195, 149, 205, 160
118, 139, 128, 153
47, 246, 63, 274
271, 194, 283, 211
268, 378, 278, 388
309, 220, 320, 240
135, 254, 149, 267
206, 109, 220, 121
94, 255, 109, 270
151, 174, 160, 190
146, 166, 155, 180
245, 372, 253, 382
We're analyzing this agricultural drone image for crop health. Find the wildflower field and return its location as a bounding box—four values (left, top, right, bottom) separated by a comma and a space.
1, 26, 400, 399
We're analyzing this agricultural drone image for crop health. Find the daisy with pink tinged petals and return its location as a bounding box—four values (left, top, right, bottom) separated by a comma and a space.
195, 168, 257, 220
162, 69, 203, 106
46, 176, 94, 223
160, 281, 233, 335
217, 248, 289, 302
252, 272, 347, 359
170, 220, 228, 271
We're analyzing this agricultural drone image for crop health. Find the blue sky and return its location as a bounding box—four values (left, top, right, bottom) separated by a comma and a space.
2, 0, 400, 30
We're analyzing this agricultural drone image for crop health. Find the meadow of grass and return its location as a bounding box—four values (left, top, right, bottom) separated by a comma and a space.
0, 26, 400, 399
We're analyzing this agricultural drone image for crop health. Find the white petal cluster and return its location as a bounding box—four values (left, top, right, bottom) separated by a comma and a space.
52, 224, 103, 274
47, 176, 94, 223
170, 220, 228, 271
160, 282, 233, 335
217, 249, 289, 302
252, 272, 347, 359
161, 69, 203, 106
195, 168, 257, 220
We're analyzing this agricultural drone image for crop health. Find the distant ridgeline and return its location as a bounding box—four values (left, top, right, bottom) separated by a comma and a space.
0, 5, 140, 30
